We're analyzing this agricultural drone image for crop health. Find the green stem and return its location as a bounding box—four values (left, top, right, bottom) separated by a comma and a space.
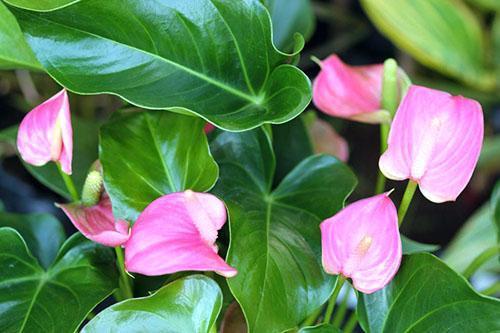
209, 324, 217, 333
398, 180, 418, 227
114, 246, 133, 300
332, 285, 350, 327
481, 281, 500, 296
375, 59, 399, 195
343, 311, 358, 333
462, 245, 500, 279
323, 276, 345, 324
302, 306, 323, 327
56, 162, 79, 202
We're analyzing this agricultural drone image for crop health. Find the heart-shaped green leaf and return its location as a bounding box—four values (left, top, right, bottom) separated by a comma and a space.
0, 2, 41, 70
83, 275, 222, 333
4, 0, 77, 11
401, 235, 439, 255
360, 0, 494, 90
299, 324, 341, 333
10, 0, 312, 131
211, 129, 357, 333
357, 253, 500, 333
262, 0, 315, 52
0, 228, 117, 333
0, 211, 64, 269
100, 111, 218, 221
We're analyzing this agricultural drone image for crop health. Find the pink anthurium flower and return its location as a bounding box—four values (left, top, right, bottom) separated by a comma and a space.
17, 89, 73, 174
312, 54, 389, 124
320, 193, 402, 294
309, 117, 349, 162
58, 193, 130, 247
125, 190, 237, 278
379, 85, 484, 203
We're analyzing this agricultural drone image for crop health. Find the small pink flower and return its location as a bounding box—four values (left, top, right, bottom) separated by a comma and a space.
125, 190, 237, 278
58, 193, 130, 247
309, 117, 349, 162
379, 85, 484, 203
312, 55, 389, 124
320, 193, 402, 294
17, 89, 73, 174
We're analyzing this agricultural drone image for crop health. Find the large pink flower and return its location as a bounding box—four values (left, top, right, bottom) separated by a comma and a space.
379, 85, 484, 203
312, 55, 388, 124
17, 89, 73, 174
125, 190, 237, 278
320, 193, 401, 294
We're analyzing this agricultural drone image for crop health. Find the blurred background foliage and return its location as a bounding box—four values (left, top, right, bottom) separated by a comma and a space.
0, 0, 498, 300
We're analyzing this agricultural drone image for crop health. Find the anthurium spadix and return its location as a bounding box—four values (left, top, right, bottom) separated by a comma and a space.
125, 190, 237, 278
379, 85, 484, 203
58, 162, 130, 247
17, 89, 73, 174
320, 193, 402, 294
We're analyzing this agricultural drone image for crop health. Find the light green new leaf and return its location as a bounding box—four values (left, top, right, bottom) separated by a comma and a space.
83, 275, 222, 333
0, 228, 117, 333
10, 0, 311, 131
100, 111, 218, 221
211, 129, 357, 333
0, 2, 41, 70
358, 253, 500, 333
361, 0, 494, 90
0, 211, 64, 269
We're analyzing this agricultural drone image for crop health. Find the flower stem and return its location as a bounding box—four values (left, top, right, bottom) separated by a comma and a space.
481, 281, 500, 296
398, 180, 418, 227
343, 311, 358, 333
302, 306, 323, 327
462, 245, 500, 279
323, 276, 345, 324
114, 246, 134, 300
56, 163, 79, 202
375, 59, 399, 194
332, 285, 350, 327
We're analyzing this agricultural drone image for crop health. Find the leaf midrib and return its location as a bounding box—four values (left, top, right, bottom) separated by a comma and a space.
20, 8, 262, 105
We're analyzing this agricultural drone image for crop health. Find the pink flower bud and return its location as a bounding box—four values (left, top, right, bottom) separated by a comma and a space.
312, 55, 389, 124
58, 193, 130, 247
309, 117, 349, 162
125, 190, 237, 278
379, 85, 484, 203
320, 193, 402, 294
17, 89, 73, 174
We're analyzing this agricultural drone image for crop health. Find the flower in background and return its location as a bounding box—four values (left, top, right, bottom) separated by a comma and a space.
58, 161, 130, 247
17, 89, 73, 174
379, 85, 483, 203
320, 193, 401, 294
125, 190, 237, 278
308, 117, 349, 162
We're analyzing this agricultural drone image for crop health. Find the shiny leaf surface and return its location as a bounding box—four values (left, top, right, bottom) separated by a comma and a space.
211, 129, 357, 333
4, 0, 78, 11
358, 253, 500, 333
100, 111, 218, 221
83, 275, 222, 333
0, 228, 117, 333
11, 0, 311, 130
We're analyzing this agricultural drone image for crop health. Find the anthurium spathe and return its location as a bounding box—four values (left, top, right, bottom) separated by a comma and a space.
379, 85, 484, 203
312, 54, 390, 124
125, 190, 237, 278
58, 163, 130, 247
17, 89, 73, 174
320, 193, 402, 294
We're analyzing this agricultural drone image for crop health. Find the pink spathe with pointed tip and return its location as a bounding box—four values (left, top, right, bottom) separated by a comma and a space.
17, 89, 73, 174
125, 190, 237, 278
312, 54, 388, 124
379, 85, 484, 203
320, 193, 402, 294
58, 193, 130, 247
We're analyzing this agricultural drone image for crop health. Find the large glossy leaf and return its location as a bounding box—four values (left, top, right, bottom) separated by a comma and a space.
442, 204, 499, 274
100, 111, 218, 222
10, 0, 311, 131
360, 0, 494, 90
4, 0, 78, 11
262, 0, 315, 52
358, 253, 500, 333
401, 235, 439, 255
211, 129, 357, 333
0, 211, 64, 269
299, 324, 341, 333
83, 275, 222, 333
0, 228, 117, 333
0, 2, 41, 70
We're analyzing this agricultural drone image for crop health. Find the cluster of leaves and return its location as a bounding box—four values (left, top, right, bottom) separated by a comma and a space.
0, 0, 499, 332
